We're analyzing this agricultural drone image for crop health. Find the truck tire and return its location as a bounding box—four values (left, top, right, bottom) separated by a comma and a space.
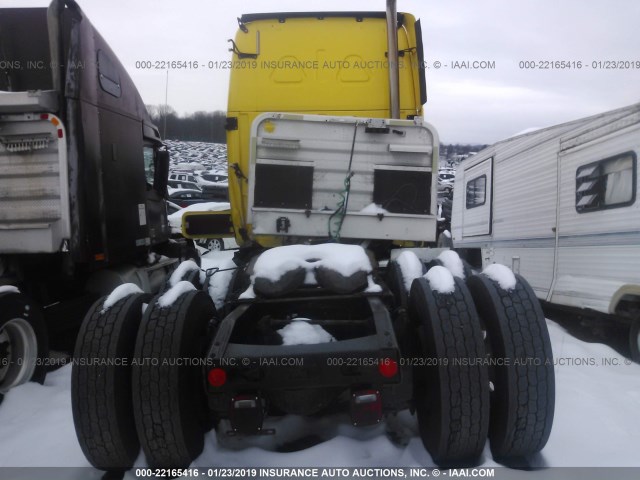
466, 273, 555, 459
132, 290, 216, 469
71, 292, 150, 470
426, 254, 473, 280
408, 277, 489, 466
161, 262, 204, 294
386, 260, 411, 310
629, 319, 640, 364
0, 291, 48, 392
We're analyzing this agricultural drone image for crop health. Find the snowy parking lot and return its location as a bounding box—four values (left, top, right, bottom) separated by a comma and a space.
0, 252, 639, 479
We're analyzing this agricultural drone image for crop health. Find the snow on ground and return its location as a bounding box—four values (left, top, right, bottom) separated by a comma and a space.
0, 249, 639, 474
165, 140, 227, 169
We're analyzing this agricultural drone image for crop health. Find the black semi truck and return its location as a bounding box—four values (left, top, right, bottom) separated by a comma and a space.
0, 0, 182, 396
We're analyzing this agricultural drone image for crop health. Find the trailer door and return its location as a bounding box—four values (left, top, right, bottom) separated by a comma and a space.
462, 158, 492, 237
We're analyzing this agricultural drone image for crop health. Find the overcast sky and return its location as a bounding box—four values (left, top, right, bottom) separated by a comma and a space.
5, 0, 640, 143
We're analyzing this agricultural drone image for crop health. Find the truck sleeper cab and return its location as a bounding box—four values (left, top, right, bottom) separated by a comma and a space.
0, 0, 176, 393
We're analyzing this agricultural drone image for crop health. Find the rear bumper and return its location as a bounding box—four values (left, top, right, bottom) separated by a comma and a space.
204, 296, 411, 413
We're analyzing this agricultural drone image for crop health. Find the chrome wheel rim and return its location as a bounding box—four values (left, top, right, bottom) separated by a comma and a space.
0, 318, 38, 393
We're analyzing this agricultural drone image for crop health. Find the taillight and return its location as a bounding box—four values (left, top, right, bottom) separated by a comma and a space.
378, 358, 398, 378
207, 367, 226, 387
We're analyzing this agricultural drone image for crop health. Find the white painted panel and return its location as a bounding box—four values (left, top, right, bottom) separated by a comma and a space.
249, 113, 439, 242
488, 247, 555, 300
0, 114, 70, 253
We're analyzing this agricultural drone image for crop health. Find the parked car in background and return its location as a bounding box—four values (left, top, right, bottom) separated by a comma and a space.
169, 189, 207, 207
438, 169, 456, 193
169, 172, 198, 184
201, 183, 229, 201
195, 236, 238, 252
197, 171, 228, 187
168, 179, 201, 191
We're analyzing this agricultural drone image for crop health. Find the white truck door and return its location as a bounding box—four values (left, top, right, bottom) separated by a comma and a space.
462, 158, 492, 237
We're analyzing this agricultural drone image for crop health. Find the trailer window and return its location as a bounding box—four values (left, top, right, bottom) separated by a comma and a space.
465, 175, 486, 209
576, 152, 636, 213
143, 146, 155, 187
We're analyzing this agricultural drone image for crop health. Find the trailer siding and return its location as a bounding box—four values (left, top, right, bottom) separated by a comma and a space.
452, 103, 640, 315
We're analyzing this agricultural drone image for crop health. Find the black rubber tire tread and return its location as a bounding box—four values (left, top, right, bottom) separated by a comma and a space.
0, 291, 48, 385
315, 267, 368, 294
71, 292, 150, 470
466, 273, 555, 458
430, 253, 473, 279
629, 319, 640, 364
253, 267, 306, 298
424, 258, 443, 272
409, 277, 490, 466
387, 260, 410, 309
387, 258, 427, 310
132, 290, 215, 469
460, 258, 474, 279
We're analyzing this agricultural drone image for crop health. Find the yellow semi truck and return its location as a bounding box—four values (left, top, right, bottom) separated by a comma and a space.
72, 2, 555, 473
225, 10, 428, 246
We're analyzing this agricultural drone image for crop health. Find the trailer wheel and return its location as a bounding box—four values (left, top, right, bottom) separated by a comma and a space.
409, 276, 489, 466
629, 319, 640, 363
71, 292, 150, 470
466, 273, 555, 459
132, 290, 216, 469
386, 260, 410, 309
0, 291, 48, 392
426, 253, 473, 280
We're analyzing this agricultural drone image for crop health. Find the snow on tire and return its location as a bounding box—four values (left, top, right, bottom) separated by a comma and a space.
408, 276, 490, 466
466, 272, 555, 459
71, 292, 149, 470
0, 291, 48, 392
132, 290, 216, 469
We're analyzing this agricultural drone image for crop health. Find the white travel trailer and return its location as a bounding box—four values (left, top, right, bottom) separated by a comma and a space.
451, 103, 640, 360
